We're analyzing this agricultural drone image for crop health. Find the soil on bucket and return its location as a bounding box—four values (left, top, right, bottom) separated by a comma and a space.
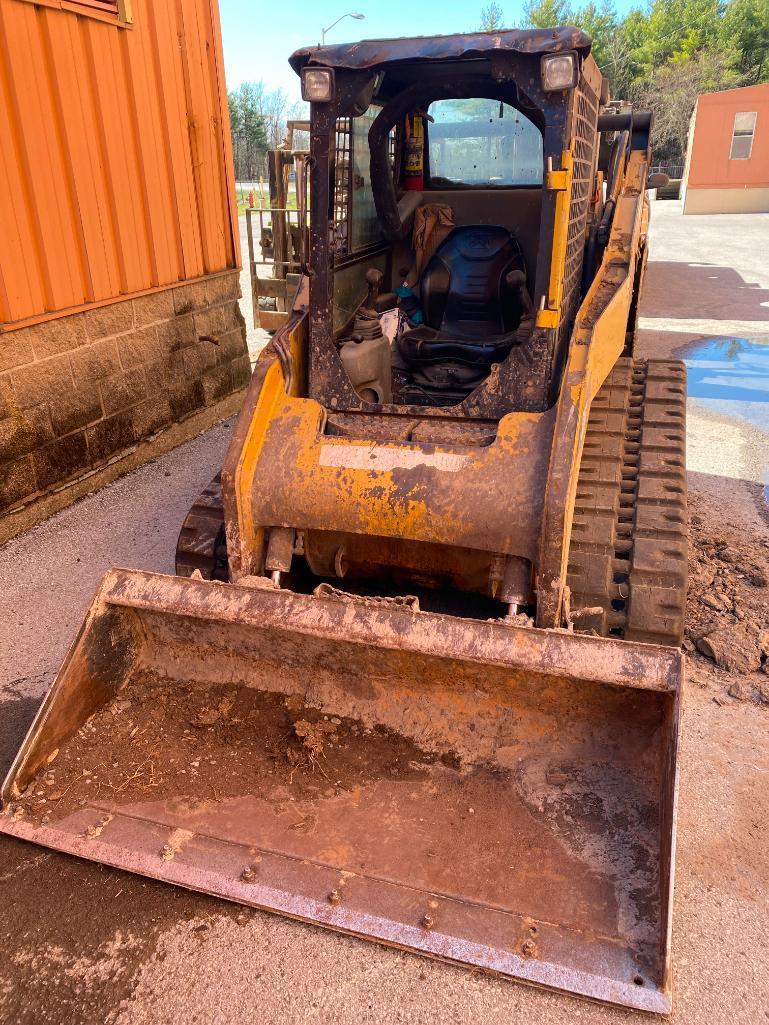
686, 489, 769, 704
14, 674, 442, 825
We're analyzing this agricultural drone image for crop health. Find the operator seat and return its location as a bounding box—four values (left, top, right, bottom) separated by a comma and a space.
396, 225, 528, 393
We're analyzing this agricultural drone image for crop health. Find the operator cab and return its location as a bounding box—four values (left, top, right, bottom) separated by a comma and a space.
289, 30, 603, 421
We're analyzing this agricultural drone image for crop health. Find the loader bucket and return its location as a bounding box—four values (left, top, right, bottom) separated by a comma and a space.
1, 570, 681, 1013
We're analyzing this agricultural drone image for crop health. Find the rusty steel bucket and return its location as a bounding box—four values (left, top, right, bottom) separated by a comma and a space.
0, 569, 681, 1013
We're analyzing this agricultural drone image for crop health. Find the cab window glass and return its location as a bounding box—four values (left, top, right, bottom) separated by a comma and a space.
333, 108, 391, 255
428, 99, 542, 187
350, 106, 383, 249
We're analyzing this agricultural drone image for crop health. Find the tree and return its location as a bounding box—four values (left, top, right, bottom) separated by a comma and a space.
631, 0, 722, 74
256, 85, 306, 152
480, 2, 505, 29
576, 1, 620, 74
632, 49, 740, 164
227, 82, 307, 181
516, 0, 767, 164
522, 0, 574, 26
228, 83, 269, 181
720, 0, 769, 82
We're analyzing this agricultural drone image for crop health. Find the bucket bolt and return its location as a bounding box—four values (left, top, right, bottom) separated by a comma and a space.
421, 914, 435, 930
328, 889, 342, 906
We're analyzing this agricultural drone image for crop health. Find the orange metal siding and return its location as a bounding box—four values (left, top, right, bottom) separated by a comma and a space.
0, 0, 239, 328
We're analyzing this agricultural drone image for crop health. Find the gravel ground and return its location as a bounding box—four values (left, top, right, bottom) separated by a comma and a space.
0, 204, 767, 1025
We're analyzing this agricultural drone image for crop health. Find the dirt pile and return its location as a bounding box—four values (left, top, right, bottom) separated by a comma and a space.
686, 491, 769, 703
13, 674, 435, 826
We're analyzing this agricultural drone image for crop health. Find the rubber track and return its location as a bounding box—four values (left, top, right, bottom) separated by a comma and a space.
175, 474, 229, 581
567, 358, 688, 647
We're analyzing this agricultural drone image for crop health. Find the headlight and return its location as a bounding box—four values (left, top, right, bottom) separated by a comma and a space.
540, 52, 578, 92
301, 67, 335, 103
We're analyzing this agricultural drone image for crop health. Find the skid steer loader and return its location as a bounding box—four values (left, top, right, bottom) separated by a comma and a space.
1, 29, 687, 1014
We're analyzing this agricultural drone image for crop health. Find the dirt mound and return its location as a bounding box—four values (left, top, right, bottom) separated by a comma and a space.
686, 491, 769, 704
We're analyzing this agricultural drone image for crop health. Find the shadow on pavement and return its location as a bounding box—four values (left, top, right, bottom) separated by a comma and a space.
642, 260, 769, 324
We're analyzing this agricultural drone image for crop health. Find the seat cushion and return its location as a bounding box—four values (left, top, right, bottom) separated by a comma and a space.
420, 225, 526, 338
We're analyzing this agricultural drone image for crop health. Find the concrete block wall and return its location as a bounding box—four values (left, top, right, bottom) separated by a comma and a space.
0, 270, 250, 524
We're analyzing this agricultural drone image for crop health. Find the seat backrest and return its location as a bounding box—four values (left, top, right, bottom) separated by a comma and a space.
420, 225, 526, 338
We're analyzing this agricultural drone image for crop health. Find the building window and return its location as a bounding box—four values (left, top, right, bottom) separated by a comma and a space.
729, 111, 756, 160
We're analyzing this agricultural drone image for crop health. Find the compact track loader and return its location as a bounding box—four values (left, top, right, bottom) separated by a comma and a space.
2, 29, 687, 1013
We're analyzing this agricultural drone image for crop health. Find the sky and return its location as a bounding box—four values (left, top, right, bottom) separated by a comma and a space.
219, 0, 641, 101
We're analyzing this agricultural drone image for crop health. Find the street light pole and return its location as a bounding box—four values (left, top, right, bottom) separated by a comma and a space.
321, 12, 365, 46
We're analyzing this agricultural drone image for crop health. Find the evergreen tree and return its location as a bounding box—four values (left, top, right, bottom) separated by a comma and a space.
480, 2, 505, 29
523, 0, 574, 26
721, 0, 769, 82
228, 83, 269, 181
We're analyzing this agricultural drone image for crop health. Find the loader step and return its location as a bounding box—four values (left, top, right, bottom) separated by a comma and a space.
568, 358, 687, 646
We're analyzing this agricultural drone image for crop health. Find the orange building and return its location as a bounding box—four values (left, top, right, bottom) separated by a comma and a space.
0, 0, 249, 542
682, 82, 769, 214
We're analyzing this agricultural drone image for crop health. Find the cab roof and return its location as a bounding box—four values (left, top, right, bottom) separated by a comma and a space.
289, 27, 592, 75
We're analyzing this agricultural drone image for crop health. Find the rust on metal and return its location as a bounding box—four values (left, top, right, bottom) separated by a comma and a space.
1, 569, 681, 1014
289, 28, 593, 74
